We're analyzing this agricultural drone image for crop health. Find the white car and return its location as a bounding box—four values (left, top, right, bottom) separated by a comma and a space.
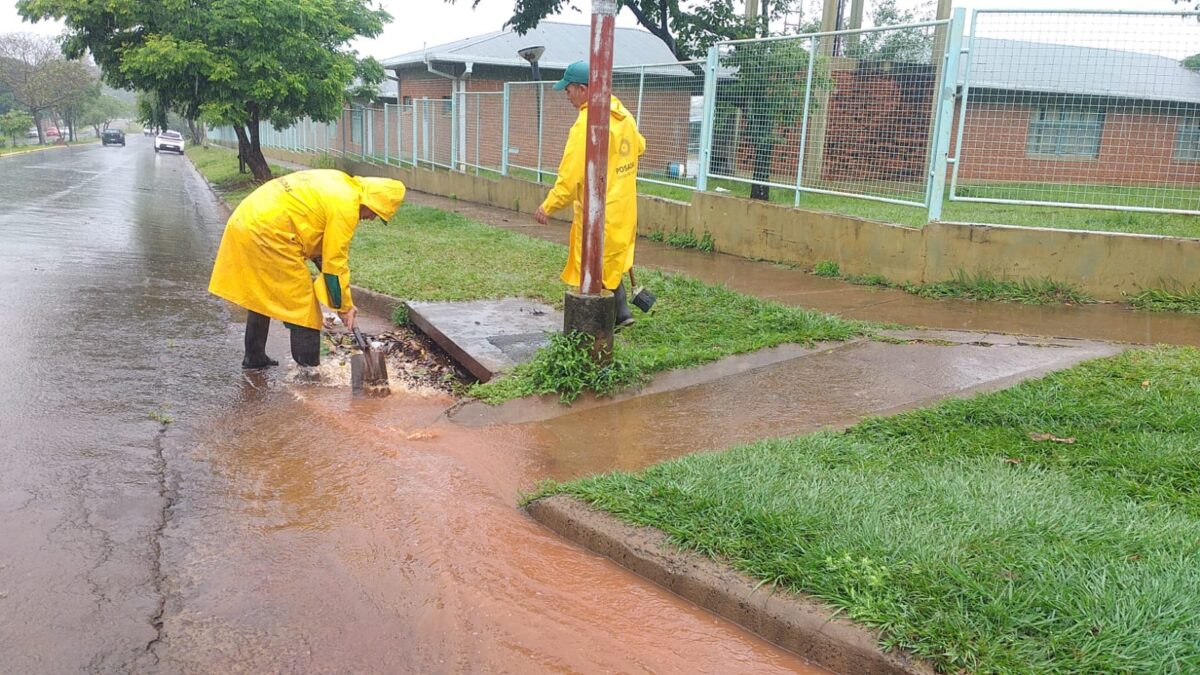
154, 130, 185, 154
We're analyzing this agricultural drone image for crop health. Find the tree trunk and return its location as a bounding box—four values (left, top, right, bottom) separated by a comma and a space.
749, 110, 773, 201
234, 111, 272, 181
186, 118, 205, 146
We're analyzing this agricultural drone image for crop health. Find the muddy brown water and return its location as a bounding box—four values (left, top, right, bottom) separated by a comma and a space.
0, 139, 823, 671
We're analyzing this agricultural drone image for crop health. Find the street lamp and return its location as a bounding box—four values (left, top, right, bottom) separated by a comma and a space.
518, 46, 546, 182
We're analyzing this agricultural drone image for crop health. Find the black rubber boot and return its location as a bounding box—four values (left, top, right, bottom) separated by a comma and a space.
612, 281, 635, 328
289, 325, 321, 367
242, 311, 279, 369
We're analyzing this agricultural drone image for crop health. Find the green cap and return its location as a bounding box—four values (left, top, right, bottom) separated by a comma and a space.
553, 60, 588, 90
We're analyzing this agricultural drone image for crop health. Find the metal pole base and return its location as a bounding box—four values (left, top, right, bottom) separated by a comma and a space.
563, 289, 616, 366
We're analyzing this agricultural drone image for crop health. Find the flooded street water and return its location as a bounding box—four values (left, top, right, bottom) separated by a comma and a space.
0, 139, 821, 672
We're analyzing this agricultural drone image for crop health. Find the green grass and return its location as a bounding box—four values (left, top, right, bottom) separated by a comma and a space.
532, 346, 1200, 673
913, 271, 1094, 306
185, 145, 294, 206
471, 331, 645, 404
355, 208, 870, 402
646, 229, 716, 252
1129, 286, 1200, 315
624, 177, 1200, 239
815, 265, 1095, 307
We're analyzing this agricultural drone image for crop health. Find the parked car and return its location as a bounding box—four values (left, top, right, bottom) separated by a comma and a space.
45, 126, 60, 138
154, 130, 185, 154
26, 126, 38, 139
101, 128, 126, 146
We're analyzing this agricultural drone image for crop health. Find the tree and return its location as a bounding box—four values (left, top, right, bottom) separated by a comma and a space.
843, 0, 933, 62
55, 69, 100, 141
18, 0, 390, 180
1184, 53, 1200, 72
0, 108, 34, 146
0, 33, 97, 144
722, 38, 829, 201
81, 93, 128, 136
458, 0, 797, 60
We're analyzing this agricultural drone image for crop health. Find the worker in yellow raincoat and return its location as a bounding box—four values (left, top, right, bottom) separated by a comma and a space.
209, 169, 406, 368
535, 60, 646, 327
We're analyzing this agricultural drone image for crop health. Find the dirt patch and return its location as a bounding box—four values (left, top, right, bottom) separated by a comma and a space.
526, 495, 936, 675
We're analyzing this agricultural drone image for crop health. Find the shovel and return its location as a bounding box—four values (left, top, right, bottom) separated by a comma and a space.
350, 326, 390, 396
629, 270, 656, 313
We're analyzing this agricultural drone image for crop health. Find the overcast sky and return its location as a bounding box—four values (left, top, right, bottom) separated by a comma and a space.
3, 0, 1195, 61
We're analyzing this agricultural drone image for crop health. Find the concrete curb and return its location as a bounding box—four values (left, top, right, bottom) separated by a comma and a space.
350, 285, 406, 323
526, 495, 936, 675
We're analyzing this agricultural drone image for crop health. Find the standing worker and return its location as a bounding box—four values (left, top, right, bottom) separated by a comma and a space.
534, 60, 646, 328
209, 169, 407, 369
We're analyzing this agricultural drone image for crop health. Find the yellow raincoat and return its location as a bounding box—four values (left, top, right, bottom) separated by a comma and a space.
208, 170, 406, 330
541, 96, 646, 290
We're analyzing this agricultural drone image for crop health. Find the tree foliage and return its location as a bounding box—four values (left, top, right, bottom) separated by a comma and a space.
721, 39, 829, 200
0, 108, 35, 146
18, 0, 390, 179
459, 0, 798, 60
80, 94, 129, 135
0, 32, 98, 144
843, 0, 933, 62
1184, 53, 1200, 72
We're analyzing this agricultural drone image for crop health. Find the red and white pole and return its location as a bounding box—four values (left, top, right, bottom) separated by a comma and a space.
579, 0, 617, 296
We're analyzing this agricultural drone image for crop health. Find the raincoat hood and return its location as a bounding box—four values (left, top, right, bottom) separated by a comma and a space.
581, 96, 630, 122
356, 177, 407, 222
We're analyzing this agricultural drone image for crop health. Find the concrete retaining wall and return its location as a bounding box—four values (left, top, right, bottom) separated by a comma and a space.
260, 147, 1199, 300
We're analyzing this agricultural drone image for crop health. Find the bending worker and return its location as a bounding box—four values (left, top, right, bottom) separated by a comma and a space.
209, 169, 407, 369
535, 60, 646, 328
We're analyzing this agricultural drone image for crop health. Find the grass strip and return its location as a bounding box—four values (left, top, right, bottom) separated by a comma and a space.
812, 261, 1094, 306
531, 346, 1200, 673
1129, 285, 1200, 315
190, 144, 871, 403
0, 138, 100, 157
185, 145, 294, 206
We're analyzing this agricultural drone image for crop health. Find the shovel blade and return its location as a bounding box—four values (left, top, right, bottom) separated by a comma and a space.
631, 286, 656, 313
351, 352, 391, 397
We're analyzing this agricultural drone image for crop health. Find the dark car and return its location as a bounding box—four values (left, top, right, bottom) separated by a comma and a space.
101, 129, 126, 146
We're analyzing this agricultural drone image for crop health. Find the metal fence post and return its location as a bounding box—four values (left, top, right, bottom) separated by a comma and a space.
926, 8, 966, 223
949, 9, 979, 205
396, 104, 404, 167
635, 65, 645, 122
536, 84, 545, 182
363, 107, 371, 161
697, 45, 719, 193
383, 104, 390, 165
793, 35, 819, 207
501, 84, 511, 176
450, 92, 459, 171
422, 98, 430, 166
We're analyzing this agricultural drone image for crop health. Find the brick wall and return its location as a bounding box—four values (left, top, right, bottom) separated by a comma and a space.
955, 101, 1200, 186
822, 65, 935, 184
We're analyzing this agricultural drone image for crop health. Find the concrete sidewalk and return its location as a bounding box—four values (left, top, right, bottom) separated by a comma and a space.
405, 191, 1200, 348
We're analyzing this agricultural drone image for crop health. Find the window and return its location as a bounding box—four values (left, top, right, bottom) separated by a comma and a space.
1174, 116, 1200, 161
401, 96, 412, 105
351, 109, 363, 144
441, 96, 453, 114
1026, 106, 1105, 158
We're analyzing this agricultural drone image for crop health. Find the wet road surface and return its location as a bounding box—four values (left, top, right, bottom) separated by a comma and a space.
0, 138, 823, 671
